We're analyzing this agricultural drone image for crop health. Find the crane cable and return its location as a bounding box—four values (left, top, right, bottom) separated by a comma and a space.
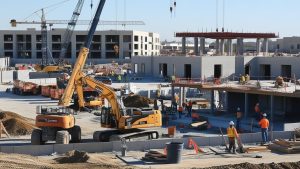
23, 0, 71, 21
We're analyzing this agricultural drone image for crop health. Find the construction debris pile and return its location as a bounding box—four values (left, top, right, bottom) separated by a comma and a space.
202, 161, 300, 169
268, 139, 300, 154
55, 150, 90, 163
123, 95, 154, 108
0, 110, 36, 135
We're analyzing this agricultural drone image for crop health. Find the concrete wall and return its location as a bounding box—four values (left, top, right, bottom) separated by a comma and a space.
200, 56, 235, 79
0, 131, 294, 156
0, 70, 13, 83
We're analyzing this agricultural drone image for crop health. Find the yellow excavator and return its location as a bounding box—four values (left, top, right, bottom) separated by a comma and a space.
31, 0, 161, 145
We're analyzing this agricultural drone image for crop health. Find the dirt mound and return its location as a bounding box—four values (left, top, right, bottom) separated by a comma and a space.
202, 161, 300, 169
123, 95, 154, 108
0, 110, 36, 136
55, 150, 90, 163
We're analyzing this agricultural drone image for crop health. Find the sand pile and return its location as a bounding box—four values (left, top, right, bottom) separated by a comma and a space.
203, 161, 300, 169
55, 150, 90, 163
0, 110, 36, 135
123, 95, 154, 108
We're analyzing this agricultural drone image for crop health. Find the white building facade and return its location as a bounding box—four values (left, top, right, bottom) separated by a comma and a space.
0, 29, 160, 64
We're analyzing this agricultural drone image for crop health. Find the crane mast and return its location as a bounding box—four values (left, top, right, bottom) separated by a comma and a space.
59, 0, 85, 63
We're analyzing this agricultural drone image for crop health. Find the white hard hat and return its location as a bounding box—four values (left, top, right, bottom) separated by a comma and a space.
237, 107, 240, 111
262, 113, 267, 117
229, 121, 234, 125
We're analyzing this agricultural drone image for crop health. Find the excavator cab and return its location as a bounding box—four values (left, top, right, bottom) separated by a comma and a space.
100, 107, 117, 128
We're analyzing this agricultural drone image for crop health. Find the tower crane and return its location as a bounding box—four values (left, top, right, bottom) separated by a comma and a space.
10, 1, 145, 72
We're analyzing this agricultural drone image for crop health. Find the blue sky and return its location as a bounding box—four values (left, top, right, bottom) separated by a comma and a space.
1, 0, 300, 41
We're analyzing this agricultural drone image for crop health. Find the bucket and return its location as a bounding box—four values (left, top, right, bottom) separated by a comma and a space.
166, 142, 184, 164
168, 126, 176, 136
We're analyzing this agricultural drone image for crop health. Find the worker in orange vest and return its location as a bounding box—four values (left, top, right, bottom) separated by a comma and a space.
259, 113, 270, 144
178, 106, 183, 119
227, 121, 239, 154
236, 107, 242, 131
186, 100, 193, 117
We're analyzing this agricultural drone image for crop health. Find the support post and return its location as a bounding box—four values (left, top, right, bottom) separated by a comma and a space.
210, 90, 215, 114
270, 95, 274, 141
244, 93, 249, 118
220, 39, 225, 55
200, 38, 205, 55
194, 37, 199, 56
215, 39, 220, 55
263, 38, 269, 56
182, 37, 186, 55
227, 39, 232, 56
256, 38, 261, 55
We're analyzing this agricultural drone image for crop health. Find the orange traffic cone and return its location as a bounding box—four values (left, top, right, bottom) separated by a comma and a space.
188, 138, 204, 154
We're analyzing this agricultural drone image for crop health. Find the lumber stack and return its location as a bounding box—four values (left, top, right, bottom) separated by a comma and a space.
142, 150, 167, 162
268, 139, 300, 154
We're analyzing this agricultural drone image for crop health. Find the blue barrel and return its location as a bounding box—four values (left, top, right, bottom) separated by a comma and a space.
166, 142, 184, 163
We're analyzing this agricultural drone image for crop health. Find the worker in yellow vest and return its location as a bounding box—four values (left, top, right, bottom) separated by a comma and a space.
227, 121, 239, 154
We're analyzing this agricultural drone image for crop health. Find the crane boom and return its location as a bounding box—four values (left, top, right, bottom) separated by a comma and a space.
59, 0, 85, 62
58, 0, 106, 107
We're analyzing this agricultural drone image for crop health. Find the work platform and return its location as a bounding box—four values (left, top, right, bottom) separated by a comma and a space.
171, 78, 300, 131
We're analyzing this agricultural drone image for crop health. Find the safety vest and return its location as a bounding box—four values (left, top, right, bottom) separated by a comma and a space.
259, 118, 269, 128
178, 106, 183, 112
188, 101, 193, 107
227, 127, 238, 138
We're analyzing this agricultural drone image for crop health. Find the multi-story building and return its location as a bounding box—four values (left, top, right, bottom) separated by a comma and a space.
269, 37, 300, 53
0, 29, 160, 64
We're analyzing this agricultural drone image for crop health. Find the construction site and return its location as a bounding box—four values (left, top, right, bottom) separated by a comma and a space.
0, 0, 300, 169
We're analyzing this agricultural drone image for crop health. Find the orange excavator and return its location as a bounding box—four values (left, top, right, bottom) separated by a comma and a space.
31, 0, 161, 145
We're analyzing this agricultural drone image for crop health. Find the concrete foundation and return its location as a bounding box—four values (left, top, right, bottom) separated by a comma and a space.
0, 131, 294, 156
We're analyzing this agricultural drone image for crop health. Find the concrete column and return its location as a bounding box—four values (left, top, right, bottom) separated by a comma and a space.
215, 39, 220, 55
194, 37, 199, 56
101, 34, 106, 59
210, 90, 215, 114
256, 38, 261, 55
200, 38, 205, 55
178, 87, 182, 106
270, 95, 274, 140
182, 37, 186, 55
263, 38, 269, 56
171, 84, 175, 101
227, 39, 233, 56
220, 39, 225, 55
237, 38, 244, 56
244, 93, 249, 118
119, 35, 124, 59
182, 87, 186, 103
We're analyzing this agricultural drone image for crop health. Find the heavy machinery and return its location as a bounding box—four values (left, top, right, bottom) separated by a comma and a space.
31, 0, 161, 145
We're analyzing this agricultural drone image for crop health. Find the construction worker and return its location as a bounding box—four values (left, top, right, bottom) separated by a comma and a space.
227, 121, 239, 154
236, 107, 242, 131
259, 113, 270, 144
117, 74, 122, 83
186, 100, 193, 117
178, 106, 183, 119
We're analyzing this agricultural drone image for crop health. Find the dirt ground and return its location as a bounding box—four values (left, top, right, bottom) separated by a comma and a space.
0, 150, 299, 169
0, 152, 135, 169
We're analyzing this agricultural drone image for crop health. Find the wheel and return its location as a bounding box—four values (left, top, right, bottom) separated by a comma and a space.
70, 125, 81, 143
56, 131, 70, 144
31, 129, 44, 145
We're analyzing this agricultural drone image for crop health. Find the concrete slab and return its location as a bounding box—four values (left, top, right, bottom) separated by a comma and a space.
116, 155, 145, 165
98, 142, 113, 152
13, 145, 40, 156
53, 144, 74, 154
208, 136, 223, 146
73, 142, 109, 153
112, 141, 122, 151
185, 137, 209, 148
0, 146, 14, 154
171, 138, 188, 148
127, 140, 150, 151
272, 131, 293, 140
38, 145, 54, 156
148, 139, 172, 149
